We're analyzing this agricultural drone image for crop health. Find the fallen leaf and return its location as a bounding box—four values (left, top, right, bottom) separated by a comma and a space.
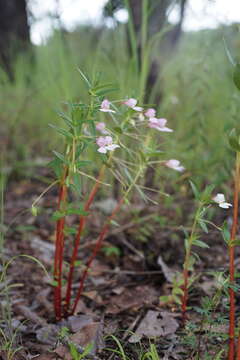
36, 324, 59, 345
66, 314, 93, 333
106, 285, 158, 314
54, 317, 104, 359
129, 310, 179, 343
157, 255, 176, 283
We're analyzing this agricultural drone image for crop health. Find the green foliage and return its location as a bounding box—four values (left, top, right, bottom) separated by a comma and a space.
68, 342, 93, 360
233, 63, 240, 91
102, 245, 121, 257
228, 128, 240, 152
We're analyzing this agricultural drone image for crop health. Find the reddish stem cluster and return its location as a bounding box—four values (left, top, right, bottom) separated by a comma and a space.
53, 166, 123, 320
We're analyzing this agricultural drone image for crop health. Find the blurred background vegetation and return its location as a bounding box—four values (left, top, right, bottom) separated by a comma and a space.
0, 0, 240, 189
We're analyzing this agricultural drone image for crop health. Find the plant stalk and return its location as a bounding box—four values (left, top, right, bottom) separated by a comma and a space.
228, 152, 240, 360
70, 198, 124, 315
54, 167, 68, 320
64, 165, 106, 314
70, 167, 143, 314
181, 205, 201, 324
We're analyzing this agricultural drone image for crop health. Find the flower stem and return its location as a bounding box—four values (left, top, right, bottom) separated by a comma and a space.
236, 323, 240, 360
70, 198, 124, 315
228, 152, 240, 360
53, 167, 68, 320
64, 165, 106, 314
70, 167, 143, 314
181, 205, 201, 324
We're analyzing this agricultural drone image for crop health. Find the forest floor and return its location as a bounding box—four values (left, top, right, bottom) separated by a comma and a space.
0, 166, 238, 360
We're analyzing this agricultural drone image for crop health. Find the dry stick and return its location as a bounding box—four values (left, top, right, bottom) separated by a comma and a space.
228, 153, 240, 360
64, 165, 106, 314
53, 168, 68, 320
70, 198, 124, 315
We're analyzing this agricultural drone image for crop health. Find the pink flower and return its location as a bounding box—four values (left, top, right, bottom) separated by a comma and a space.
148, 118, 173, 132
213, 193, 232, 209
145, 108, 156, 118
165, 159, 185, 172
96, 136, 120, 154
123, 98, 143, 111
100, 99, 115, 113
96, 122, 109, 134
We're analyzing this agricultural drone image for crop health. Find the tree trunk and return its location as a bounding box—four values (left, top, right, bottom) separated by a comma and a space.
0, 0, 31, 81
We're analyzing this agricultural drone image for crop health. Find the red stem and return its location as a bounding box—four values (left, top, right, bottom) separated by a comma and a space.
70, 198, 124, 315
236, 330, 240, 360
53, 169, 68, 320
64, 167, 105, 314
228, 157, 239, 360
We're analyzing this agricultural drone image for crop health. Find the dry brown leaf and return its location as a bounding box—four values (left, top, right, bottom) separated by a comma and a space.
129, 310, 179, 343
157, 255, 176, 283
54, 318, 104, 359
106, 285, 158, 314
36, 324, 59, 345
66, 314, 93, 333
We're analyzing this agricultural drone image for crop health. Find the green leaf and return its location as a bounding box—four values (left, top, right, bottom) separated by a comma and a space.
52, 150, 68, 164
159, 295, 171, 304
64, 226, 77, 235
90, 82, 118, 96
65, 207, 89, 216
189, 180, 200, 200
31, 206, 38, 217
172, 287, 184, 296
75, 160, 92, 168
110, 220, 120, 227
145, 150, 164, 157
49, 123, 73, 138
228, 128, 240, 152
48, 158, 63, 178
113, 126, 123, 135
57, 111, 74, 129
201, 184, 215, 202
221, 221, 231, 244
199, 219, 208, 233
74, 260, 82, 267
52, 210, 65, 221
102, 246, 121, 257
233, 63, 240, 91
77, 68, 91, 88
193, 239, 209, 249
69, 342, 79, 359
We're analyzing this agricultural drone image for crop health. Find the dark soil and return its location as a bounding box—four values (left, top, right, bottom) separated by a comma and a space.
0, 166, 238, 359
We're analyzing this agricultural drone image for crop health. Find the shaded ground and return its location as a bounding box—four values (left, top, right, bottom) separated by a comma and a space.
0, 166, 238, 359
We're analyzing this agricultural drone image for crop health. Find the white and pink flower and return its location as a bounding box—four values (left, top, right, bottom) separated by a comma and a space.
213, 193, 232, 209
96, 136, 120, 154
96, 122, 109, 134
148, 118, 173, 132
165, 159, 185, 172
145, 108, 156, 118
100, 99, 115, 113
123, 98, 143, 112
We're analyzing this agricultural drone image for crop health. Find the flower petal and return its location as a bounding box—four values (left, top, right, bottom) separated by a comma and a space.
100, 108, 116, 113
124, 98, 137, 107
106, 144, 120, 151
213, 193, 225, 204
97, 146, 107, 153
145, 108, 156, 118
133, 106, 143, 111
219, 202, 232, 209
